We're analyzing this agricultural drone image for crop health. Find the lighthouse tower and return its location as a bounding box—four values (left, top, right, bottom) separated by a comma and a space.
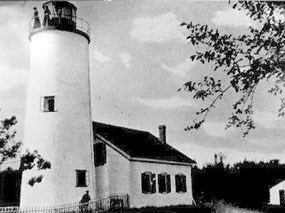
20, 1, 95, 207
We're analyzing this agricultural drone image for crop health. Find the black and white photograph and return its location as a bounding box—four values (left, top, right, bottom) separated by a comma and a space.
1, 1, 285, 212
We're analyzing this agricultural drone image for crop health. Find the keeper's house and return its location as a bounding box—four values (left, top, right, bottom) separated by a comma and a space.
93, 122, 196, 208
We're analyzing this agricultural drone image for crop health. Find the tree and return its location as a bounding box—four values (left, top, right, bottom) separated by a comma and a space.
180, 1, 285, 136
0, 116, 50, 186
192, 158, 285, 209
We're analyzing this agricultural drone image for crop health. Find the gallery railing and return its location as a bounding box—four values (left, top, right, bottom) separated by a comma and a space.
29, 14, 90, 42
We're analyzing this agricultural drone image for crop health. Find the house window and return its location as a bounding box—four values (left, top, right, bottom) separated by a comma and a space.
76, 170, 88, 187
41, 96, 56, 112
94, 143, 106, 167
175, 174, 187, 193
141, 172, 156, 194
158, 173, 171, 193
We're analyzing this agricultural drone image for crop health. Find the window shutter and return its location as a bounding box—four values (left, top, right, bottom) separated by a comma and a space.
167, 174, 171, 193
158, 174, 163, 193
151, 173, 156, 194
182, 175, 187, 192
175, 175, 179, 192
141, 173, 149, 194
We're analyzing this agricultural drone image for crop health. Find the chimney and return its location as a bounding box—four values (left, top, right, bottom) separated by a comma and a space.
158, 125, 166, 144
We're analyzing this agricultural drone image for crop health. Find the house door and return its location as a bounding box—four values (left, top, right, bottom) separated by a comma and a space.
279, 190, 285, 206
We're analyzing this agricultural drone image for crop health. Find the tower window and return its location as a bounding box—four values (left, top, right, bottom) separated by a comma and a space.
76, 170, 88, 187
41, 96, 56, 112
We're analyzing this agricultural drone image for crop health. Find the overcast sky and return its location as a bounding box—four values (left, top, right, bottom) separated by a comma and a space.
1, 0, 285, 167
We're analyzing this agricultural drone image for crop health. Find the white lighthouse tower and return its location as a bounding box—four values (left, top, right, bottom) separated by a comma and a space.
20, 1, 95, 207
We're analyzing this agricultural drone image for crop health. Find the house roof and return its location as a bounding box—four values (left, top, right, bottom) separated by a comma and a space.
270, 179, 285, 189
92, 122, 196, 165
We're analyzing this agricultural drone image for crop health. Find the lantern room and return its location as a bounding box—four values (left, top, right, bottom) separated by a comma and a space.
43, 1, 77, 30
30, 0, 90, 43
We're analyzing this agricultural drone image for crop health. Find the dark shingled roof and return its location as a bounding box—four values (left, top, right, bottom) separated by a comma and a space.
93, 122, 196, 165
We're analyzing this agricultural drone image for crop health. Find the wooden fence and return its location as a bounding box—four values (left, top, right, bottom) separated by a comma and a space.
0, 194, 129, 213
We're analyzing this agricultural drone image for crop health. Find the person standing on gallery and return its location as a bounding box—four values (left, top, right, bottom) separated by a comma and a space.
33, 7, 41, 29
43, 5, 51, 26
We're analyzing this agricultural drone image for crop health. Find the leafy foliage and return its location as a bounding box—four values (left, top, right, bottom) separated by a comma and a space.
0, 116, 21, 164
180, 1, 285, 136
0, 116, 50, 186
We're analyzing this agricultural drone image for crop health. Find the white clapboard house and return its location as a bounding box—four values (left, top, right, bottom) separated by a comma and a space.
93, 122, 196, 208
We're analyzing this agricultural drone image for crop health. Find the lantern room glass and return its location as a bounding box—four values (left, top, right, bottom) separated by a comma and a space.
42, 1, 77, 31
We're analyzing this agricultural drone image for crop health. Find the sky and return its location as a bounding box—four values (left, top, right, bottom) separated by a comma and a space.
1, 0, 285, 168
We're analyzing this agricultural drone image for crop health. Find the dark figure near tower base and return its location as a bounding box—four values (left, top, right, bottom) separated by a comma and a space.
80, 191, 91, 212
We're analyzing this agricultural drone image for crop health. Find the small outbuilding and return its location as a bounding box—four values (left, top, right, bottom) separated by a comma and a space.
269, 180, 285, 206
